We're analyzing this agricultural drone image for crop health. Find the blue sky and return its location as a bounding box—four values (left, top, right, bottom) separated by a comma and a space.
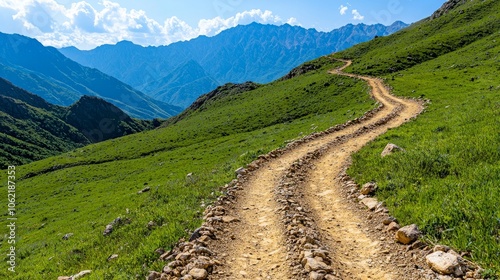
0, 0, 446, 49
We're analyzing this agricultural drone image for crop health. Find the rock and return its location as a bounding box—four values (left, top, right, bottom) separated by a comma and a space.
395, 224, 420, 244
235, 167, 246, 175
194, 246, 214, 256
360, 197, 379, 211
147, 221, 157, 229
383, 217, 398, 225
387, 222, 400, 232
181, 275, 194, 280
360, 182, 377, 195
426, 251, 464, 276
138, 186, 151, 194
147, 271, 161, 280
433, 245, 451, 252
103, 224, 113, 236
175, 252, 192, 262
58, 277, 71, 280
107, 254, 119, 261
304, 258, 332, 272
72, 270, 92, 279
62, 233, 74, 240
310, 271, 325, 280
189, 228, 202, 241
188, 268, 208, 279
381, 143, 404, 157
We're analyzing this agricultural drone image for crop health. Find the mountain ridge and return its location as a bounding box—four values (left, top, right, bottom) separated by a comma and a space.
59, 21, 409, 108
0, 32, 181, 119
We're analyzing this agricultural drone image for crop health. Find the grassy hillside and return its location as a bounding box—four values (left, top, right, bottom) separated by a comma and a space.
0, 57, 376, 279
0, 78, 154, 170
335, 0, 500, 276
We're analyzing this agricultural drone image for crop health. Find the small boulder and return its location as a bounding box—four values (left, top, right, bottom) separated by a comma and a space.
103, 224, 113, 236
395, 224, 420, 244
189, 268, 208, 279
138, 186, 151, 194
235, 167, 246, 175
189, 227, 202, 241
304, 258, 332, 272
107, 254, 119, 261
381, 143, 405, 157
383, 217, 398, 225
360, 197, 379, 211
147, 271, 161, 280
360, 182, 377, 195
310, 271, 325, 280
426, 251, 464, 276
147, 221, 157, 230
72, 270, 92, 279
62, 233, 74, 240
387, 222, 400, 232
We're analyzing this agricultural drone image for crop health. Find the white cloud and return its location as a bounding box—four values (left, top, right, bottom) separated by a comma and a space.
352, 9, 364, 20
339, 5, 348, 16
0, 0, 300, 49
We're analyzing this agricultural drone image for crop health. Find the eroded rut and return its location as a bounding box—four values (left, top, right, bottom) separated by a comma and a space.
158, 59, 428, 280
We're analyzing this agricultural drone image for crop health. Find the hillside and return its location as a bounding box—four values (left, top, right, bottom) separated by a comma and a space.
334, 0, 500, 276
0, 78, 153, 168
59, 21, 408, 108
0, 32, 181, 119
0, 56, 376, 279
2, 0, 500, 278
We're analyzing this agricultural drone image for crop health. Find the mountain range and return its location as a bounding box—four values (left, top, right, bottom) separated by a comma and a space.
0, 78, 153, 167
0, 32, 181, 119
60, 21, 408, 108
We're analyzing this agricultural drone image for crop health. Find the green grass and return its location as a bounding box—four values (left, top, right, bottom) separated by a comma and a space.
0, 57, 376, 279
336, 0, 500, 276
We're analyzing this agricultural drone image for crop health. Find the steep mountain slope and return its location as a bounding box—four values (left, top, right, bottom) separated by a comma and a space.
0, 56, 376, 279
334, 0, 500, 275
0, 78, 153, 167
0, 32, 181, 119
144, 60, 220, 108
60, 21, 408, 107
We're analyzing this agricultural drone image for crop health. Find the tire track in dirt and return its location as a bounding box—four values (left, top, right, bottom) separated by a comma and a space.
158, 58, 426, 280
210, 59, 423, 279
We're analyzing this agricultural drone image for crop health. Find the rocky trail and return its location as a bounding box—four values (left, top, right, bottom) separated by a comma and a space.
153, 60, 483, 280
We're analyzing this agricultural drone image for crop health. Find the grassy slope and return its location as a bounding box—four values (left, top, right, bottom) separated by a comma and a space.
0, 57, 376, 279
335, 0, 500, 275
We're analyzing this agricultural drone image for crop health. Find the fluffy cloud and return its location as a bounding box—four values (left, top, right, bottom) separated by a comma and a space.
352, 9, 364, 20
0, 0, 300, 49
339, 5, 348, 16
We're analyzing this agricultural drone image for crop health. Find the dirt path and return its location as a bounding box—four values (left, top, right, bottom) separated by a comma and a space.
207, 59, 424, 279
158, 59, 429, 280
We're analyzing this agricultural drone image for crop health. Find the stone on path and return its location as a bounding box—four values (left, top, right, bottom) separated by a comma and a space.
395, 224, 420, 244
360, 197, 379, 210
426, 251, 464, 276
189, 268, 208, 279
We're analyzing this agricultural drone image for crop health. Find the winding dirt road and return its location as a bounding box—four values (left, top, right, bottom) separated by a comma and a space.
207, 59, 426, 279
